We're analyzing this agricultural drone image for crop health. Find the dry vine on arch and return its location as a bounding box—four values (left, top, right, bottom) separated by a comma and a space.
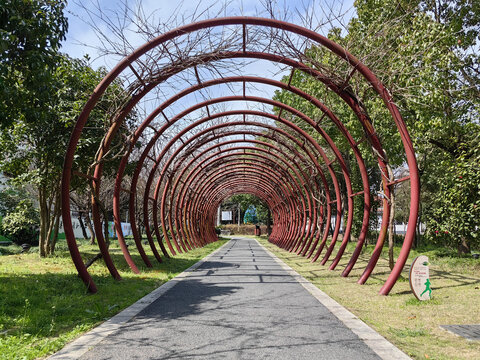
62, 1, 419, 296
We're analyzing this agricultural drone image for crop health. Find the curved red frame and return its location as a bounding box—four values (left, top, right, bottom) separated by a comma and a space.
163, 131, 320, 256
61, 17, 419, 296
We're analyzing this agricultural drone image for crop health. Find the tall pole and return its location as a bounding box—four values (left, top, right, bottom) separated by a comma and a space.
238, 203, 241, 231
267, 208, 272, 235
217, 206, 221, 226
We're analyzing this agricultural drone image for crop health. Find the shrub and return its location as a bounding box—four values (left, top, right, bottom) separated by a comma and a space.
1, 199, 39, 245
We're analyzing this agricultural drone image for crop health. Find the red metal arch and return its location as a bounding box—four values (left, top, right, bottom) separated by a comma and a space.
62, 17, 419, 296
191, 164, 301, 245
202, 177, 294, 245
148, 117, 328, 252
112, 75, 370, 267
166, 127, 325, 256
197, 169, 301, 244
134, 99, 341, 256
163, 131, 321, 257
178, 152, 310, 248
169, 139, 319, 253
112, 73, 371, 275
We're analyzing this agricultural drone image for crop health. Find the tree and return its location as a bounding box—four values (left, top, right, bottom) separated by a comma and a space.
224, 194, 269, 224
0, 0, 68, 129
350, 0, 480, 253
1, 54, 105, 255
1, 0, 68, 255
1, 8, 134, 257
424, 133, 480, 254
272, 0, 480, 254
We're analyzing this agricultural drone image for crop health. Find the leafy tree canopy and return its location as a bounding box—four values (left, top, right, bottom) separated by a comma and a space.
0, 1, 135, 256
272, 0, 480, 251
0, 0, 68, 129
224, 194, 269, 224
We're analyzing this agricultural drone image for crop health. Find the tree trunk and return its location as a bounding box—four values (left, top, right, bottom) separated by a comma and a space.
266, 208, 272, 235
78, 211, 89, 239
50, 209, 61, 254
102, 212, 110, 246
415, 180, 424, 249
457, 237, 471, 255
44, 213, 54, 256
44, 190, 60, 256
38, 188, 47, 257
84, 212, 95, 244
411, 200, 422, 249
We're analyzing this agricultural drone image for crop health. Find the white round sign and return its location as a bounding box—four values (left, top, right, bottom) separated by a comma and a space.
409, 255, 431, 301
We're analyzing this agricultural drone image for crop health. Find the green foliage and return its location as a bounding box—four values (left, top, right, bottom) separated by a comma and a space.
1, 199, 39, 245
0, 187, 22, 216
0, 51, 126, 256
0, 54, 115, 181
0, 187, 39, 245
272, 0, 480, 251
424, 134, 480, 251
225, 194, 269, 224
0, 242, 20, 256
0, 0, 68, 129
350, 1, 480, 254
0, 1, 135, 256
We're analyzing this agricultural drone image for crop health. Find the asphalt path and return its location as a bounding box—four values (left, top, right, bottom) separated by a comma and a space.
79, 238, 383, 359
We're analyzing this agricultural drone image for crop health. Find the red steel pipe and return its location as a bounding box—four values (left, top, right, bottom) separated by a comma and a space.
62, 17, 418, 295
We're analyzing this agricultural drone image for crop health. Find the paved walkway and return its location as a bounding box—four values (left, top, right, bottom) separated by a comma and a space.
54, 238, 409, 359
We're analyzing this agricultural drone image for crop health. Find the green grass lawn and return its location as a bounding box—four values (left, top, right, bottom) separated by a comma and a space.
257, 236, 480, 360
0, 237, 228, 360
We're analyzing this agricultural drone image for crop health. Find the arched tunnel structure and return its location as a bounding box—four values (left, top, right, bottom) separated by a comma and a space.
61, 17, 419, 296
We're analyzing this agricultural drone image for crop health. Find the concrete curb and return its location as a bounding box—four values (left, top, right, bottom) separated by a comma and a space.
255, 238, 411, 360
48, 240, 231, 360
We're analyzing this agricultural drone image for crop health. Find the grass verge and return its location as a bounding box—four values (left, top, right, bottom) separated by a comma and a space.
257, 236, 480, 360
0, 238, 228, 360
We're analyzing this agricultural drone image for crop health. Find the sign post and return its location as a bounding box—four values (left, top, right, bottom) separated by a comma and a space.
409, 255, 432, 300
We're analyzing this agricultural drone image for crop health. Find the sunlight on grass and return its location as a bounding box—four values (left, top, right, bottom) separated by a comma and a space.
257, 236, 480, 360
0, 238, 228, 360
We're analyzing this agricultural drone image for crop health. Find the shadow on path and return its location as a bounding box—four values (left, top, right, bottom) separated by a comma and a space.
79, 238, 381, 360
